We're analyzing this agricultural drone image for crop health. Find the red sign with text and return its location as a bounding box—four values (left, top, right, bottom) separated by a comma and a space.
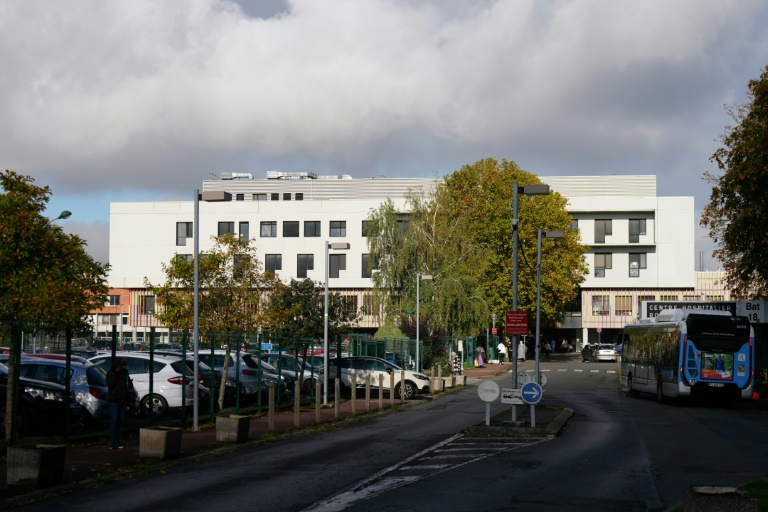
505, 311, 528, 336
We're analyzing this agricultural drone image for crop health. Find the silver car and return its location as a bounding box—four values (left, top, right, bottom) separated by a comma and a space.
19, 355, 110, 428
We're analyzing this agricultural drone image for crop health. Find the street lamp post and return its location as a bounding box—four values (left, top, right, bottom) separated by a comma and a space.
415, 273, 432, 373
193, 189, 230, 431
512, 183, 549, 422
531, 229, 564, 426
324, 241, 350, 405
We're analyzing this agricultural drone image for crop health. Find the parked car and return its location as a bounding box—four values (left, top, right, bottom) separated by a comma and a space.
260, 353, 319, 395
1, 362, 82, 438
18, 355, 110, 428
197, 350, 294, 400
319, 356, 431, 399
581, 344, 598, 362
153, 350, 240, 407
595, 344, 619, 362
89, 352, 196, 418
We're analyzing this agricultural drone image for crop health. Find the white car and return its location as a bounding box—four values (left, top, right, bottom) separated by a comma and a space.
89, 352, 196, 418
197, 350, 293, 399
320, 356, 431, 399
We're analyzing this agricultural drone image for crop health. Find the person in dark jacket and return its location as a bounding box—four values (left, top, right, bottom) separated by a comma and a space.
106, 357, 131, 449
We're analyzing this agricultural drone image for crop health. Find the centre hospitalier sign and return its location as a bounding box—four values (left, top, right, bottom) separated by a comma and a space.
505, 310, 528, 336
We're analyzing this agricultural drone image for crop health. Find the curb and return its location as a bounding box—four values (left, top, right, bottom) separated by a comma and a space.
463, 406, 575, 437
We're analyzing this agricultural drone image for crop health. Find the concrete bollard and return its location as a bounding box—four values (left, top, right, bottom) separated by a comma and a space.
351, 375, 357, 414
315, 380, 321, 423
390, 372, 395, 406
400, 370, 405, 404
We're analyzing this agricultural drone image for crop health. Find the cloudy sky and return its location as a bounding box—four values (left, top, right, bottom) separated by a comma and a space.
2, 0, 767, 268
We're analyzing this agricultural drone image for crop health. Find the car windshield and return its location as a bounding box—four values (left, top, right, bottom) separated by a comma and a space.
242, 354, 278, 372
599, 345, 614, 350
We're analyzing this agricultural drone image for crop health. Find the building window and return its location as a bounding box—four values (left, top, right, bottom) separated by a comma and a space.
594, 253, 612, 277
239, 222, 249, 240
397, 219, 408, 234
363, 294, 375, 316
271, 193, 279, 201
329, 253, 346, 278
283, 193, 291, 201
283, 221, 300, 237
362, 220, 371, 237
265, 254, 282, 273
174, 254, 194, 265
341, 295, 359, 317
295, 193, 303, 201
253, 193, 267, 201
233, 254, 249, 277
297, 254, 314, 279
660, 294, 678, 301
107, 295, 121, 306
176, 222, 193, 246
218, 222, 235, 236
706, 295, 725, 301
571, 219, 578, 231
591, 295, 610, 316
260, 221, 277, 237
141, 295, 156, 315
629, 219, 646, 243
615, 295, 632, 316
594, 219, 612, 244
362, 254, 371, 278
629, 253, 647, 277
638, 295, 655, 305
236, 193, 244, 201
330, 221, 346, 237
304, 221, 321, 237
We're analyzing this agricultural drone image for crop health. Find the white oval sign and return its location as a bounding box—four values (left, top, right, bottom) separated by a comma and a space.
477, 380, 500, 403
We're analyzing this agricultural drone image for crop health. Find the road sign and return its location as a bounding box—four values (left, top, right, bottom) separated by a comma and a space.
517, 372, 548, 387
521, 382, 542, 404
477, 380, 500, 403
506, 310, 528, 336
501, 388, 524, 405
261, 343, 273, 351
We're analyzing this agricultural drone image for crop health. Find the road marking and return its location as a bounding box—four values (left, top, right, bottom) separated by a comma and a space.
590, 370, 599, 373
303, 434, 549, 512
557, 368, 567, 371
574, 369, 583, 372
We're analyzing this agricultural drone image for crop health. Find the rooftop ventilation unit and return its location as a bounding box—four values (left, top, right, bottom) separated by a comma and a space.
266, 171, 318, 180
220, 172, 254, 180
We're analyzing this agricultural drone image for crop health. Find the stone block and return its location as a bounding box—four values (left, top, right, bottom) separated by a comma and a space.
140, 426, 183, 459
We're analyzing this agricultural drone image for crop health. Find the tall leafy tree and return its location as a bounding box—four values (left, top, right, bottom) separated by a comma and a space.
265, 278, 360, 344
1, 170, 109, 441
701, 66, 768, 298
366, 159, 588, 353
146, 234, 278, 408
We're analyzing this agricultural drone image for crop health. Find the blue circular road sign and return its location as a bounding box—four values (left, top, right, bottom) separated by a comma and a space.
521, 381, 543, 404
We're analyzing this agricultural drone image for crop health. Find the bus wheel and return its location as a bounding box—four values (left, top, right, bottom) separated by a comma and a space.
656, 380, 666, 404
626, 375, 639, 398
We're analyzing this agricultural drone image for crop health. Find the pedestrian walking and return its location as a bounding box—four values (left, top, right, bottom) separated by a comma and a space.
451, 352, 463, 376
106, 357, 132, 450
544, 341, 552, 359
476, 345, 486, 368
497, 340, 507, 364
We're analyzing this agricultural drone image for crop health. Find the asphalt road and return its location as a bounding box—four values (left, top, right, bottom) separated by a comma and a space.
14, 359, 768, 512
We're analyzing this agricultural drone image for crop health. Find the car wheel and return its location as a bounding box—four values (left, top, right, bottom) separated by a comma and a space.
395, 381, 416, 400
69, 411, 88, 434
302, 378, 317, 396
626, 374, 639, 398
141, 393, 169, 418
656, 380, 666, 404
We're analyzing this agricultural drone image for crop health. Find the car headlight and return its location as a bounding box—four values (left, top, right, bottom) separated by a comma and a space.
25, 386, 67, 402
413, 374, 429, 381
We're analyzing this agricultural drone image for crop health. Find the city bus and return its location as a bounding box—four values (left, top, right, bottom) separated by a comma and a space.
620, 309, 754, 403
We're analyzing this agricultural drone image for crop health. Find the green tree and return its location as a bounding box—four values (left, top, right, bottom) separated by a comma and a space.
266, 278, 360, 345
146, 234, 278, 409
366, 159, 588, 357
701, 65, 768, 298
1, 170, 109, 441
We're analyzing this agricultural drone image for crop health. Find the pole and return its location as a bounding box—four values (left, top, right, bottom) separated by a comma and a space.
323, 241, 330, 405
532, 228, 543, 426
416, 272, 420, 373
512, 182, 519, 422
192, 189, 200, 431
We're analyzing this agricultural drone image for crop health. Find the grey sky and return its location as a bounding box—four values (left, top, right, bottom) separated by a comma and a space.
2, 0, 766, 268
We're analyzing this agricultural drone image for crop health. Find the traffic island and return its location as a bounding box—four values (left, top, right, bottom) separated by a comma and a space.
684, 485, 757, 512
463, 404, 574, 437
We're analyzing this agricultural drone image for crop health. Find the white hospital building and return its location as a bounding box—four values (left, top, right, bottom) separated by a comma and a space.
103, 172, 726, 346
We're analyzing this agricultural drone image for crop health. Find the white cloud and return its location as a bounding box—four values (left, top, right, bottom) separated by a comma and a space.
1, 0, 766, 264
